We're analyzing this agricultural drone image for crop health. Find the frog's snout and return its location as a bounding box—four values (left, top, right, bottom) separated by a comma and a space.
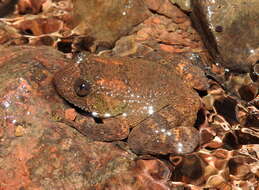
74, 78, 91, 97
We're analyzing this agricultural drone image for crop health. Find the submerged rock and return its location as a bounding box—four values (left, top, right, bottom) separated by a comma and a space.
72, 0, 150, 48
170, 0, 191, 11
191, 0, 259, 72
170, 148, 259, 188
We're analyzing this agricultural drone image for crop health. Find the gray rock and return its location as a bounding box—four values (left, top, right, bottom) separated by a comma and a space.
191, 0, 259, 72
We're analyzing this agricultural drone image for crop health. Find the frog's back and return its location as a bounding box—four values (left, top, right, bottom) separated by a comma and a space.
80, 55, 200, 126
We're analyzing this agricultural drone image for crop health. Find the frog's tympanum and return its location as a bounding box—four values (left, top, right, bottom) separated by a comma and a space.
54, 55, 201, 155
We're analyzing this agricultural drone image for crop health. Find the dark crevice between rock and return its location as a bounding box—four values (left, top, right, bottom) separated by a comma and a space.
250, 61, 259, 82
147, 8, 171, 20
73, 36, 95, 52
137, 154, 171, 163
22, 28, 34, 36
57, 41, 72, 53
93, 117, 104, 124
205, 72, 226, 89
194, 108, 206, 129
213, 97, 238, 125
222, 132, 240, 150
19, 7, 33, 15
244, 114, 259, 128
204, 146, 217, 151
235, 130, 259, 145
0, 0, 18, 17
195, 89, 208, 97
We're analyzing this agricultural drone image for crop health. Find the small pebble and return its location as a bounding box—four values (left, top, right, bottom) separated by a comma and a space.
65, 108, 77, 121
15, 125, 25, 137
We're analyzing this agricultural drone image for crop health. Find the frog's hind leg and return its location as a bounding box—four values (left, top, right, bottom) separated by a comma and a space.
128, 105, 200, 155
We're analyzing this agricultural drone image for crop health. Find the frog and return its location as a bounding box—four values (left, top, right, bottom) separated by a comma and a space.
54, 54, 202, 155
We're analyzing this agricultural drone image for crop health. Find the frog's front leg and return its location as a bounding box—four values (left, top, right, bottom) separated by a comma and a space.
61, 116, 129, 141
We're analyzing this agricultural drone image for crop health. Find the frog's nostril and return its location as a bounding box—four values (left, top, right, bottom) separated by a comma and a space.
74, 78, 91, 97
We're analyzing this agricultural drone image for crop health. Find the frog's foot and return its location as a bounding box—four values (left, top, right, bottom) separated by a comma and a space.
128, 105, 200, 155
61, 117, 129, 141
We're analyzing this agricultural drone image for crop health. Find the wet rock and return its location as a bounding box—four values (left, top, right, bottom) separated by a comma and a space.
0, 46, 176, 189
0, 0, 73, 47
97, 158, 172, 190
112, 13, 209, 91
111, 4, 204, 56
191, 0, 259, 71
200, 71, 259, 152
169, 148, 259, 188
0, 0, 17, 17
170, 154, 205, 185
113, 14, 205, 56
0, 46, 70, 189
72, 0, 150, 48
0, 21, 22, 44
13, 18, 64, 36
17, 0, 47, 14
170, 0, 191, 11
224, 73, 257, 100
27, 139, 136, 190
144, 0, 188, 23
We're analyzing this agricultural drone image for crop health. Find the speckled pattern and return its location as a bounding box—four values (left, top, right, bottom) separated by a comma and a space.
54, 55, 201, 154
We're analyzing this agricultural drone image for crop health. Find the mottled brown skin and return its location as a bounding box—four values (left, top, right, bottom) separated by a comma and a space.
54, 55, 201, 155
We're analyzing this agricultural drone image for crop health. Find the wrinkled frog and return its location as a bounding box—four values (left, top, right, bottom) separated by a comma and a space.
54, 54, 201, 155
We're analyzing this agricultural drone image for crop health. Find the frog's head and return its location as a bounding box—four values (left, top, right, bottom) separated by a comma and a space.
54, 64, 128, 118
73, 77, 129, 118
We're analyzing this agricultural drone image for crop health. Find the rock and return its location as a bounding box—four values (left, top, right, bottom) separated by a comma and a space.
27, 140, 135, 189
13, 18, 64, 36
14, 125, 25, 137
0, 46, 173, 189
170, 0, 191, 11
0, 0, 17, 17
17, 0, 47, 14
93, 158, 172, 190
112, 13, 210, 91
170, 148, 259, 188
0, 22, 22, 44
72, 0, 150, 48
143, 0, 188, 23
0, 0, 74, 49
0, 46, 68, 188
191, 0, 259, 72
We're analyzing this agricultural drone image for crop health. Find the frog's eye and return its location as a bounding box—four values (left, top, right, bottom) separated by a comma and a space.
74, 78, 91, 97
